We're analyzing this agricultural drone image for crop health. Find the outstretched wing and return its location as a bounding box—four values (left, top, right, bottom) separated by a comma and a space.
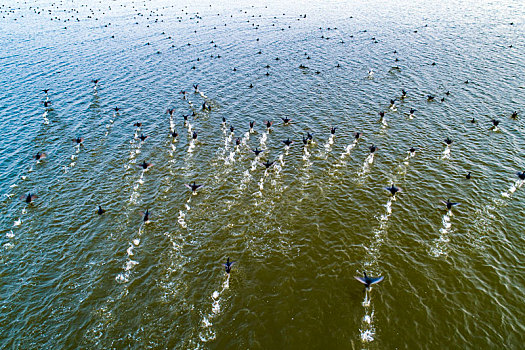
354, 276, 367, 285
369, 276, 384, 285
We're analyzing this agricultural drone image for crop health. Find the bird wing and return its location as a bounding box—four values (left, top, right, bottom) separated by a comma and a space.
369, 276, 384, 285
354, 276, 367, 285
184, 184, 191, 189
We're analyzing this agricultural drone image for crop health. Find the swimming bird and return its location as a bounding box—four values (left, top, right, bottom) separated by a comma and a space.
307, 132, 313, 142
183, 114, 190, 122
369, 144, 377, 153
354, 271, 384, 289
385, 184, 400, 196
252, 148, 264, 156
170, 130, 178, 138
139, 161, 152, 169
193, 83, 199, 92
97, 206, 105, 215
355, 132, 361, 140
34, 152, 46, 160
223, 257, 235, 273
265, 120, 273, 130
133, 122, 142, 127
466, 172, 471, 179
43, 101, 51, 107
511, 111, 518, 119
42, 89, 49, 94
180, 90, 187, 99
410, 147, 416, 153
302, 135, 309, 145
92, 79, 99, 85
281, 117, 291, 124
379, 111, 385, 120
442, 199, 459, 210
389, 99, 396, 108
192, 131, 198, 140
427, 95, 435, 101
470, 117, 476, 123
330, 126, 337, 135
73, 137, 84, 144
516, 171, 525, 180
139, 134, 148, 141
283, 138, 293, 147
235, 138, 241, 146
21, 193, 37, 204
444, 137, 453, 145
143, 209, 150, 223
490, 119, 500, 128
249, 121, 255, 130
401, 89, 407, 99
114, 107, 120, 112
261, 160, 275, 169
185, 181, 203, 193
166, 109, 174, 116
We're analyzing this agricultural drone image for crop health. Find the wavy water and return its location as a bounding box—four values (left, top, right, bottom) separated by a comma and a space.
1, 0, 525, 348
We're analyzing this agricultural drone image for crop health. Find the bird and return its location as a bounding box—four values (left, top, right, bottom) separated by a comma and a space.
490, 119, 500, 128
133, 122, 142, 127
265, 120, 273, 129
192, 132, 198, 140
369, 144, 377, 153
466, 172, 471, 179
170, 130, 179, 138
261, 160, 275, 169
427, 95, 435, 101
143, 209, 150, 223
354, 132, 361, 140
139, 134, 148, 141
34, 152, 46, 160
185, 181, 203, 193
281, 117, 291, 124
442, 199, 459, 210
229, 125, 235, 133
252, 148, 264, 156
21, 193, 37, 204
409, 147, 416, 153
444, 137, 453, 145
511, 111, 518, 119
283, 138, 293, 147
97, 206, 105, 215
516, 171, 525, 180
73, 137, 84, 144
385, 184, 400, 196
330, 126, 337, 135
354, 271, 384, 289
223, 257, 235, 273
139, 161, 152, 170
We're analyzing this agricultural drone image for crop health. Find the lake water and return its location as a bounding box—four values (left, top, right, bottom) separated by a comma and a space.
1, 0, 524, 348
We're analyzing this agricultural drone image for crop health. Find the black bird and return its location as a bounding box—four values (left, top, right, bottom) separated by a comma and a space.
409, 108, 416, 115
445, 91, 450, 96
249, 121, 255, 130
170, 130, 178, 138
114, 107, 120, 112
444, 137, 453, 145
42, 89, 49, 94
427, 95, 435, 101
401, 89, 407, 98
235, 138, 241, 146
442, 199, 459, 210
265, 120, 273, 129
139, 161, 152, 169
354, 271, 384, 289
281, 117, 291, 124
355, 132, 361, 140
167, 109, 174, 116
202, 102, 211, 111
262, 160, 275, 169
389, 99, 396, 106
223, 257, 235, 273
43, 101, 51, 107
385, 184, 400, 196
34, 152, 46, 160
221, 117, 227, 125
133, 122, 142, 127
330, 126, 336, 135
73, 137, 84, 144
97, 206, 105, 215
409, 146, 416, 153
511, 111, 518, 119
283, 138, 293, 147
143, 209, 150, 223
183, 114, 189, 121
441, 97, 445, 102
470, 117, 476, 123
379, 111, 385, 119
252, 148, 264, 156
229, 125, 235, 133
192, 131, 198, 140
369, 144, 377, 153
516, 171, 525, 180
466, 172, 471, 179
185, 181, 203, 193
302, 135, 309, 145
21, 193, 37, 204
139, 134, 148, 141
193, 83, 199, 92
490, 119, 500, 127
92, 79, 99, 84
307, 132, 313, 141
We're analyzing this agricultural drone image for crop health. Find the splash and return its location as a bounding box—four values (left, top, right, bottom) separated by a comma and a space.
199, 274, 230, 344
430, 210, 452, 257
441, 145, 451, 159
